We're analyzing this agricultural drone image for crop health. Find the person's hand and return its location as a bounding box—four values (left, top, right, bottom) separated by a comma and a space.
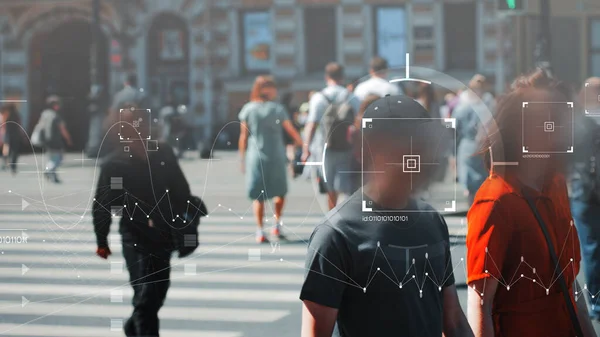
240, 161, 245, 174
301, 147, 311, 162
96, 246, 112, 259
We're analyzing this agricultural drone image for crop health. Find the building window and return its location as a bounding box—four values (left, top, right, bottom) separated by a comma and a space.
591, 18, 600, 76
374, 7, 407, 68
241, 11, 272, 73
304, 6, 337, 73
444, 2, 477, 70
147, 13, 190, 106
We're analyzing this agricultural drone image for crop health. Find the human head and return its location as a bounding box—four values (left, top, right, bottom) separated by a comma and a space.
1, 104, 16, 119
469, 74, 487, 95
361, 95, 447, 200
369, 56, 389, 78
46, 95, 61, 112
417, 82, 435, 110
325, 62, 344, 84
479, 68, 573, 178
125, 73, 138, 87
118, 103, 150, 143
250, 75, 278, 102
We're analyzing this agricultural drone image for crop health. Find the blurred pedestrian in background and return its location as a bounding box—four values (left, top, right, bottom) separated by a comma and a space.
238, 75, 303, 243
570, 77, 600, 323
280, 90, 302, 178
32, 96, 72, 183
93, 104, 195, 337
297, 91, 314, 130
1, 104, 23, 175
158, 95, 177, 145
303, 63, 360, 209
353, 56, 401, 101
466, 70, 596, 337
454, 76, 492, 205
414, 82, 439, 118
111, 74, 147, 112
440, 92, 458, 118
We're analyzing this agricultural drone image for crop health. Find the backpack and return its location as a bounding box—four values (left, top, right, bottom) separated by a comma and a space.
30, 122, 46, 148
31, 109, 58, 148
170, 195, 208, 258
320, 90, 355, 151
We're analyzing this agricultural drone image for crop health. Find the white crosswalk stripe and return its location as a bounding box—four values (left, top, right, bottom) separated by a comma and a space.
0, 209, 318, 337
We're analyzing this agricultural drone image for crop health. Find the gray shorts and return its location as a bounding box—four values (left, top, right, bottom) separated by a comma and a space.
323, 150, 354, 194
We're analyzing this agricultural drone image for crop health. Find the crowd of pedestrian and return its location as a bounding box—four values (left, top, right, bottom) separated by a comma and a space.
4, 51, 600, 336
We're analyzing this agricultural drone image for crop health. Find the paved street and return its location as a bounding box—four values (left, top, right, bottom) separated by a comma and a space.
0, 151, 597, 336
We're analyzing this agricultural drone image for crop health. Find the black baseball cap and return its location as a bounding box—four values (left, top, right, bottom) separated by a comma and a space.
363, 95, 430, 120
362, 95, 434, 138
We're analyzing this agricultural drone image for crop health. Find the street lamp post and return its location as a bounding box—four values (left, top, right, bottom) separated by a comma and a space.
200, 0, 213, 159
86, 0, 103, 156
534, 0, 552, 74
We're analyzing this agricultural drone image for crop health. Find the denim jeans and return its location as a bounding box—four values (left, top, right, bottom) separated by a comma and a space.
45, 150, 63, 174
570, 199, 600, 319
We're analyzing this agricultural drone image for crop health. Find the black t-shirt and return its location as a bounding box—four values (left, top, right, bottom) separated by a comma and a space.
300, 191, 454, 337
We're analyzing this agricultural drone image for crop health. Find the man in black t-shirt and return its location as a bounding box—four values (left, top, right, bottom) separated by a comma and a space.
300, 96, 473, 337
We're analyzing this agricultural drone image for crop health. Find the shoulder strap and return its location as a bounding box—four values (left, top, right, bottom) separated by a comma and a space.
320, 90, 335, 105
522, 190, 584, 337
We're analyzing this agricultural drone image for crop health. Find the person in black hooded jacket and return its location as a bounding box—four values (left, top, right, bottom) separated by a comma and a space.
92, 104, 191, 337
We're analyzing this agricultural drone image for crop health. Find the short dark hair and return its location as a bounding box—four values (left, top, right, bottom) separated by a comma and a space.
325, 62, 344, 82
126, 73, 138, 87
370, 56, 389, 73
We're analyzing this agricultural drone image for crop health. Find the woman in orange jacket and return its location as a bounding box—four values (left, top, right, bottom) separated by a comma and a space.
466, 69, 597, 337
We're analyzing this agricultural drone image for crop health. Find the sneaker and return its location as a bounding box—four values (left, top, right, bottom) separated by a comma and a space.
272, 222, 285, 240
256, 230, 268, 244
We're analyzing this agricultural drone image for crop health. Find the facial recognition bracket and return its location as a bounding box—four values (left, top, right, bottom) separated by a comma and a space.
521, 102, 574, 154
361, 118, 457, 213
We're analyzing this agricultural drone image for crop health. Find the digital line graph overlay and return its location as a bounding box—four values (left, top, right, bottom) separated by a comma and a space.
302, 239, 461, 296
361, 117, 457, 213
469, 220, 595, 307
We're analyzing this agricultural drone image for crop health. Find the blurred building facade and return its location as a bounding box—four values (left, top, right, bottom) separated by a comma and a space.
0, 0, 597, 149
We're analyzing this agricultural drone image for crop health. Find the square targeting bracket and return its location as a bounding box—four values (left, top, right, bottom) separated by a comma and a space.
360, 117, 458, 214
521, 102, 574, 154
